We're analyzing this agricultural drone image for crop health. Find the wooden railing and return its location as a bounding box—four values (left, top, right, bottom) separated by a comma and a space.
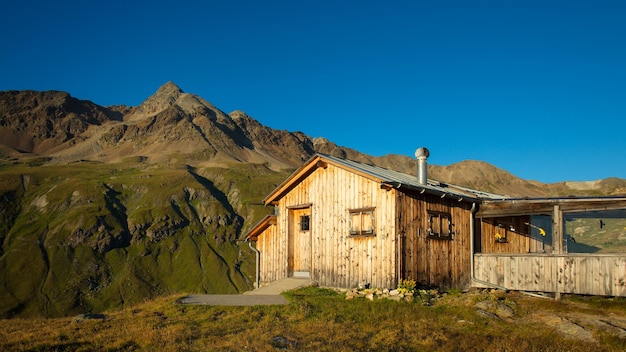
473, 253, 626, 297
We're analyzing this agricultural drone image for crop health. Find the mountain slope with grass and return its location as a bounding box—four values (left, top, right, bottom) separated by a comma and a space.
0, 161, 287, 318
1, 82, 624, 318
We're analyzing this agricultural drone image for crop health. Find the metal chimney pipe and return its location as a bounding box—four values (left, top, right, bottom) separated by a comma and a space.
415, 147, 430, 185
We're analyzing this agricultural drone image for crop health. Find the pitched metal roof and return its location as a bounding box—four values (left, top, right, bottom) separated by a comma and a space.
320, 154, 505, 201
263, 153, 505, 204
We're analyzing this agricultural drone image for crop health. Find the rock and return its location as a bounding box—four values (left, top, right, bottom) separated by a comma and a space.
556, 318, 595, 342
589, 319, 626, 339
474, 300, 496, 311
389, 289, 399, 296
475, 308, 500, 320
271, 336, 298, 350
365, 293, 374, 301
496, 303, 515, 318
72, 313, 107, 323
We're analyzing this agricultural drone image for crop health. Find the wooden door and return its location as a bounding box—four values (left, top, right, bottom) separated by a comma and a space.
289, 207, 311, 277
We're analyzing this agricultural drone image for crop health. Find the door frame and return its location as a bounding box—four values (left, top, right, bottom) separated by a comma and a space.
287, 204, 312, 278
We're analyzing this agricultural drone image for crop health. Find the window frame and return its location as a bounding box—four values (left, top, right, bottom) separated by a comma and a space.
299, 214, 311, 232
427, 211, 453, 240
348, 207, 376, 237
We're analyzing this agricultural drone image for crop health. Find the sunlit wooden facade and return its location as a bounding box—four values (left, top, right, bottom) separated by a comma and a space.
246, 154, 490, 290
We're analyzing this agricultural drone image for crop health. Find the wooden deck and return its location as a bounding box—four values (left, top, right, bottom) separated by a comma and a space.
474, 253, 626, 296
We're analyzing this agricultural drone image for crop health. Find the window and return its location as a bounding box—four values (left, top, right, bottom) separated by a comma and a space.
427, 211, 453, 239
300, 215, 310, 231
349, 207, 375, 236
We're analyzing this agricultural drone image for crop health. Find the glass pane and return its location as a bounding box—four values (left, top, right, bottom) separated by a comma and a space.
300, 215, 310, 231
564, 210, 626, 253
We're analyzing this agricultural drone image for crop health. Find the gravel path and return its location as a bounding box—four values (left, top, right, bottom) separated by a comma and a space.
176, 278, 314, 306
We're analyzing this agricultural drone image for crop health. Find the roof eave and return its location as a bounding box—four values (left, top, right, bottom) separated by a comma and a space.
263, 155, 325, 205
387, 182, 483, 203
263, 154, 386, 205
244, 215, 277, 241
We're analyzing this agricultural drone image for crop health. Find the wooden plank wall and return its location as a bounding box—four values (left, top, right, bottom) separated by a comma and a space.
474, 253, 626, 296
398, 192, 473, 290
478, 216, 546, 254
269, 163, 398, 289
256, 223, 286, 283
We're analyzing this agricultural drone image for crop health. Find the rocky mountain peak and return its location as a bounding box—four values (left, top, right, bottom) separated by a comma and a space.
134, 81, 184, 117
154, 81, 183, 99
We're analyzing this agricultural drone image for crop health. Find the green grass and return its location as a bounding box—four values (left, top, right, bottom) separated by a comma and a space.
1, 287, 625, 351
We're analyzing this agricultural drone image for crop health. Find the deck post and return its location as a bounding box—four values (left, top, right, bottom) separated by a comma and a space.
552, 205, 563, 300
552, 205, 563, 254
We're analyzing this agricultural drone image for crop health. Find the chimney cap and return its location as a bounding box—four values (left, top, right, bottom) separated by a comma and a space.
415, 147, 430, 159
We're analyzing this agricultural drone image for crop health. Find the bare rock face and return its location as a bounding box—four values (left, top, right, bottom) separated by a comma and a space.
229, 110, 316, 165
0, 90, 122, 154
12, 83, 317, 169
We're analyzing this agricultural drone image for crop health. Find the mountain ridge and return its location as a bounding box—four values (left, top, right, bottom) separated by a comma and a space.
3, 82, 624, 197
1, 82, 625, 318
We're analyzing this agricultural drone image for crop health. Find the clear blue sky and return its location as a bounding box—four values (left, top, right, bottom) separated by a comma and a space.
1, 1, 624, 183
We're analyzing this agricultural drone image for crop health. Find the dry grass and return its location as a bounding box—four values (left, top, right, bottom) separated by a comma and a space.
1, 288, 626, 351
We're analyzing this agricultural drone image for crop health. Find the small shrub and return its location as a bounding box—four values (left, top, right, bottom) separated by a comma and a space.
397, 278, 416, 294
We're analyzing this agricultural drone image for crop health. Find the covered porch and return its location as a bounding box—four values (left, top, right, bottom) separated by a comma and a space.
473, 197, 626, 297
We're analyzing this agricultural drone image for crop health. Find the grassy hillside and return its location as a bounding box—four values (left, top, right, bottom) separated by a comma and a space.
0, 160, 289, 318
2, 287, 626, 351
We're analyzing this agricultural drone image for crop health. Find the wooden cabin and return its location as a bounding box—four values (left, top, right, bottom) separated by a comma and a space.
245, 152, 501, 290
245, 152, 626, 296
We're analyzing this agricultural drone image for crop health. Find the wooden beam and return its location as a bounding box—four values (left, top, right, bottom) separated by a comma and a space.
477, 198, 626, 218
552, 205, 563, 254
263, 156, 323, 205
553, 204, 563, 300
286, 203, 313, 209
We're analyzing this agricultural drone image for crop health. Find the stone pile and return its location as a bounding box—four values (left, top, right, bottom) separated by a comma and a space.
342, 288, 440, 302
